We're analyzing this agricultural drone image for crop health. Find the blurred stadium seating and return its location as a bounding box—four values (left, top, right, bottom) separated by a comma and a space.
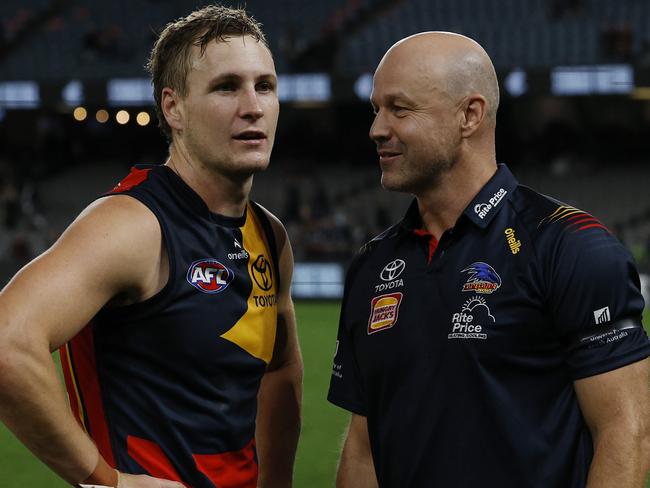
1, 0, 650, 286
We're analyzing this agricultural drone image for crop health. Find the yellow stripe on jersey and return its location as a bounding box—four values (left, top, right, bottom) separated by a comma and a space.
220, 203, 278, 364
538, 205, 582, 227
63, 343, 87, 432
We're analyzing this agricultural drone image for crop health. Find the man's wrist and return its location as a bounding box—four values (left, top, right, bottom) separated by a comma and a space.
77, 455, 119, 488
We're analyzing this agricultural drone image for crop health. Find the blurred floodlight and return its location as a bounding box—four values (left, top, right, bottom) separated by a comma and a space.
551, 65, 633, 95
73, 106, 87, 121
136, 111, 150, 126
116, 110, 130, 124
278, 74, 331, 102
96, 109, 109, 123
63, 80, 84, 105
107, 78, 154, 106
505, 69, 527, 97
354, 73, 373, 100
0, 81, 40, 108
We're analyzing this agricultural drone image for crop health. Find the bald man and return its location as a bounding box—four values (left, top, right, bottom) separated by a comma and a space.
328, 32, 650, 488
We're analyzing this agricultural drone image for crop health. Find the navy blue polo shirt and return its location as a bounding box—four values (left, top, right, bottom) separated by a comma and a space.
328, 164, 650, 488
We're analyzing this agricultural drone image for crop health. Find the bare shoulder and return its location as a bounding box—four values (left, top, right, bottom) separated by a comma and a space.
74, 194, 160, 236
0, 195, 164, 348
17, 194, 163, 300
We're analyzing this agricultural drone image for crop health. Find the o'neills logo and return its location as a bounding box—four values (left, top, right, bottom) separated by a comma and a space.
368, 292, 403, 334
504, 228, 522, 254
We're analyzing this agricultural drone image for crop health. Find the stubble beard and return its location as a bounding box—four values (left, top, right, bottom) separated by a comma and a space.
382, 146, 459, 195
185, 130, 271, 181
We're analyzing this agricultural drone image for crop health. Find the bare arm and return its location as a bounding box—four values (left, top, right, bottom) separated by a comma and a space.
337, 414, 378, 488
575, 358, 650, 488
255, 210, 303, 488
0, 196, 183, 488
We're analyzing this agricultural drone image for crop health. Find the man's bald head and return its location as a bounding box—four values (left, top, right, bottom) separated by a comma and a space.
376, 31, 499, 121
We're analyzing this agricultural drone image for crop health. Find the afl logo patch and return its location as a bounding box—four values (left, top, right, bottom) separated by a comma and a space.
187, 259, 234, 294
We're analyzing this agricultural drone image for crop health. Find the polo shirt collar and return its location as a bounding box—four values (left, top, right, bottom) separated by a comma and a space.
463, 164, 518, 229
398, 164, 518, 233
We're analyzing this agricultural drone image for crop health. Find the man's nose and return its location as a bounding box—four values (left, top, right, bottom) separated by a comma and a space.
369, 110, 390, 143
239, 87, 263, 120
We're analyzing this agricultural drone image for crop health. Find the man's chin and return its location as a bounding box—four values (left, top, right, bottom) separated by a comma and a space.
227, 157, 271, 176
380, 174, 410, 193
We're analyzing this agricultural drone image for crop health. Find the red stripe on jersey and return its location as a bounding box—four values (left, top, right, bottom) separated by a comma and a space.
569, 217, 598, 226
67, 323, 116, 467
576, 223, 610, 232
59, 343, 86, 430
566, 213, 590, 221
413, 229, 439, 264
193, 438, 258, 488
110, 167, 151, 193
127, 436, 187, 485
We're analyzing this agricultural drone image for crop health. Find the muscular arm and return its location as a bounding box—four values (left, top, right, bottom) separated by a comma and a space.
575, 358, 650, 488
337, 414, 378, 488
0, 196, 182, 488
255, 210, 303, 488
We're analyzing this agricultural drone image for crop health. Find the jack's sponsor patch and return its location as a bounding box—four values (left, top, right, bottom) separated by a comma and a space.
368, 292, 403, 334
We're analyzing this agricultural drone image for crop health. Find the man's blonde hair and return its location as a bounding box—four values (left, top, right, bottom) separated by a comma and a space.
146, 5, 269, 141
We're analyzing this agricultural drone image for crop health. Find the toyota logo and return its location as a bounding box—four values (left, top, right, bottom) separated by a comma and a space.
380, 259, 406, 281
251, 254, 273, 291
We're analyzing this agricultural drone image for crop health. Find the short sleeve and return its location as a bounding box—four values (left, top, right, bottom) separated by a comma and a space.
327, 259, 367, 415
545, 225, 650, 379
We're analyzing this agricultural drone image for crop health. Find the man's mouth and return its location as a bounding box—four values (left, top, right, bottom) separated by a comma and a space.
378, 149, 402, 159
233, 130, 266, 141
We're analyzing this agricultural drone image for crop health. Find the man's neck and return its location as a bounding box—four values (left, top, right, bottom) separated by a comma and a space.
165, 143, 252, 218
416, 159, 497, 240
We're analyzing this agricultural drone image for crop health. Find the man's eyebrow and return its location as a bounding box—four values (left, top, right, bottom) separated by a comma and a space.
208, 72, 277, 83
207, 73, 242, 85
386, 90, 415, 104
369, 90, 414, 108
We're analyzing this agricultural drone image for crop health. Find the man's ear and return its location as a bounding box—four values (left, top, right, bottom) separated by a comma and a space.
459, 94, 487, 138
161, 87, 184, 132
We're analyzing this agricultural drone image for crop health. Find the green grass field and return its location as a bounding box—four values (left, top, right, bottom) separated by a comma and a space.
0, 302, 648, 487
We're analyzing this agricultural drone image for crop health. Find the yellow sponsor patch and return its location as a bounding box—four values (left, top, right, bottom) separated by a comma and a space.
504, 227, 522, 254
368, 292, 403, 334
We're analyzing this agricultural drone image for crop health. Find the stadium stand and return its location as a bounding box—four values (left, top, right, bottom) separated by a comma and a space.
1, 0, 650, 282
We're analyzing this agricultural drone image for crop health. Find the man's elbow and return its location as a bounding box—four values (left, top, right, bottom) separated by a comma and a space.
0, 327, 44, 401
0, 339, 25, 404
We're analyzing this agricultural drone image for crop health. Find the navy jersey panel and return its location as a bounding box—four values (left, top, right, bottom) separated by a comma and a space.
328, 164, 650, 488
61, 165, 279, 488
328, 255, 373, 416
529, 197, 648, 378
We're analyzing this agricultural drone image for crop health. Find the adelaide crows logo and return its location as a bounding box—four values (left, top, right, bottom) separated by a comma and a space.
187, 259, 234, 294
461, 262, 501, 294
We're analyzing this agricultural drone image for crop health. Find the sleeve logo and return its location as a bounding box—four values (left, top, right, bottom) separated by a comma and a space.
187, 259, 234, 294
593, 306, 610, 324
